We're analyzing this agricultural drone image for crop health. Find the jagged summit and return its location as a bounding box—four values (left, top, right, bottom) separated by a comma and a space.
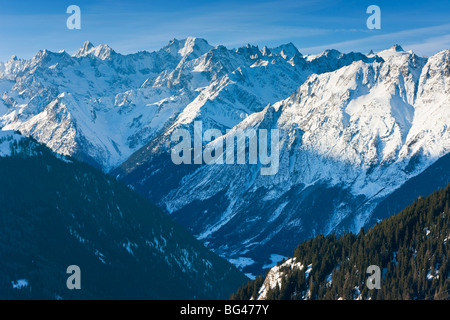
376, 44, 410, 60
261, 46, 272, 56
270, 42, 301, 59
73, 41, 116, 59
162, 37, 213, 60
391, 44, 404, 52
236, 43, 261, 58
73, 40, 95, 57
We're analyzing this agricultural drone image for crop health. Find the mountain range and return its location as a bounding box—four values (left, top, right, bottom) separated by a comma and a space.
1, 37, 449, 277
0, 131, 246, 299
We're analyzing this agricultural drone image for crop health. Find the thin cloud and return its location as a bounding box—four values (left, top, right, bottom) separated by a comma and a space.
298, 23, 450, 55
406, 34, 450, 56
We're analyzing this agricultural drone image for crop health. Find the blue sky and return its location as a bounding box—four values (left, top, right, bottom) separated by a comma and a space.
0, 0, 449, 62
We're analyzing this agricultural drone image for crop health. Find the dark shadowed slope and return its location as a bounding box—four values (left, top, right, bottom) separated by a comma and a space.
0, 132, 247, 299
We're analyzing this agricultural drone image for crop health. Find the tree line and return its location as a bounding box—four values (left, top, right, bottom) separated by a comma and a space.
232, 183, 450, 300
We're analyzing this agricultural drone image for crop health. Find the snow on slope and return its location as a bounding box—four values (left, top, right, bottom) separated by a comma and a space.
0, 131, 23, 157
256, 258, 304, 300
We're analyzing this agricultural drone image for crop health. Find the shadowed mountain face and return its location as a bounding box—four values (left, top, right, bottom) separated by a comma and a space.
0, 133, 247, 299
1, 38, 450, 276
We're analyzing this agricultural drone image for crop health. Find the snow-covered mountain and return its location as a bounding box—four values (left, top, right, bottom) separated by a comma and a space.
0, 37, 217, 169
0, 37, 379, 169
2, 39, 449, 276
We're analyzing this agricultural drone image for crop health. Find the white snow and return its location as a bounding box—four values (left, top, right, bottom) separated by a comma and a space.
305, 264, 312, 279
267, 203, 288, 223
376, 45, 408, 61
353, 286, 362, 300
444, 235, 450, 244
228, 257, 255, 269
262, 253, 287, 269
257, 257, 304, 300
326, 272, 333, 287
0, 130, 24, 157
427, 266, 440, 280
11, 279, 29, 290
245, 273, 256, 280
94, 250, 107, 264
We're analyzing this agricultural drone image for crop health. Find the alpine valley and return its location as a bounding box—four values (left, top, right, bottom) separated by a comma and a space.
0, 131, 247, 299
1, 37, 449, 278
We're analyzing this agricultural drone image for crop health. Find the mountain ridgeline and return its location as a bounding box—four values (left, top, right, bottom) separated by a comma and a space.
231, 183, 450, 300
0, 133, 247, 299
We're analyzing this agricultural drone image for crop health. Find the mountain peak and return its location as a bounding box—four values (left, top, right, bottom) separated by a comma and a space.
185, 36, 208, 45
83, 40, 95, 50
74, 41, 93, 57
261, 46, 271, 56
270, 42, 301, 59
390, 44, 404, 52
376, 44, 409, 60
74, 41, 115, 59
323, 48, 341, 56
236, 44, 261, 59
163, 37, 212, 59
168, 38, 180, 45
181, 37, 212, 56
75, 41, 95, 56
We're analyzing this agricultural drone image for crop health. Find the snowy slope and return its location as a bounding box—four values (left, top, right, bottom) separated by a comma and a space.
256, 258, 305, 300
0, 38, 214, 169
0, 131, 24, 157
